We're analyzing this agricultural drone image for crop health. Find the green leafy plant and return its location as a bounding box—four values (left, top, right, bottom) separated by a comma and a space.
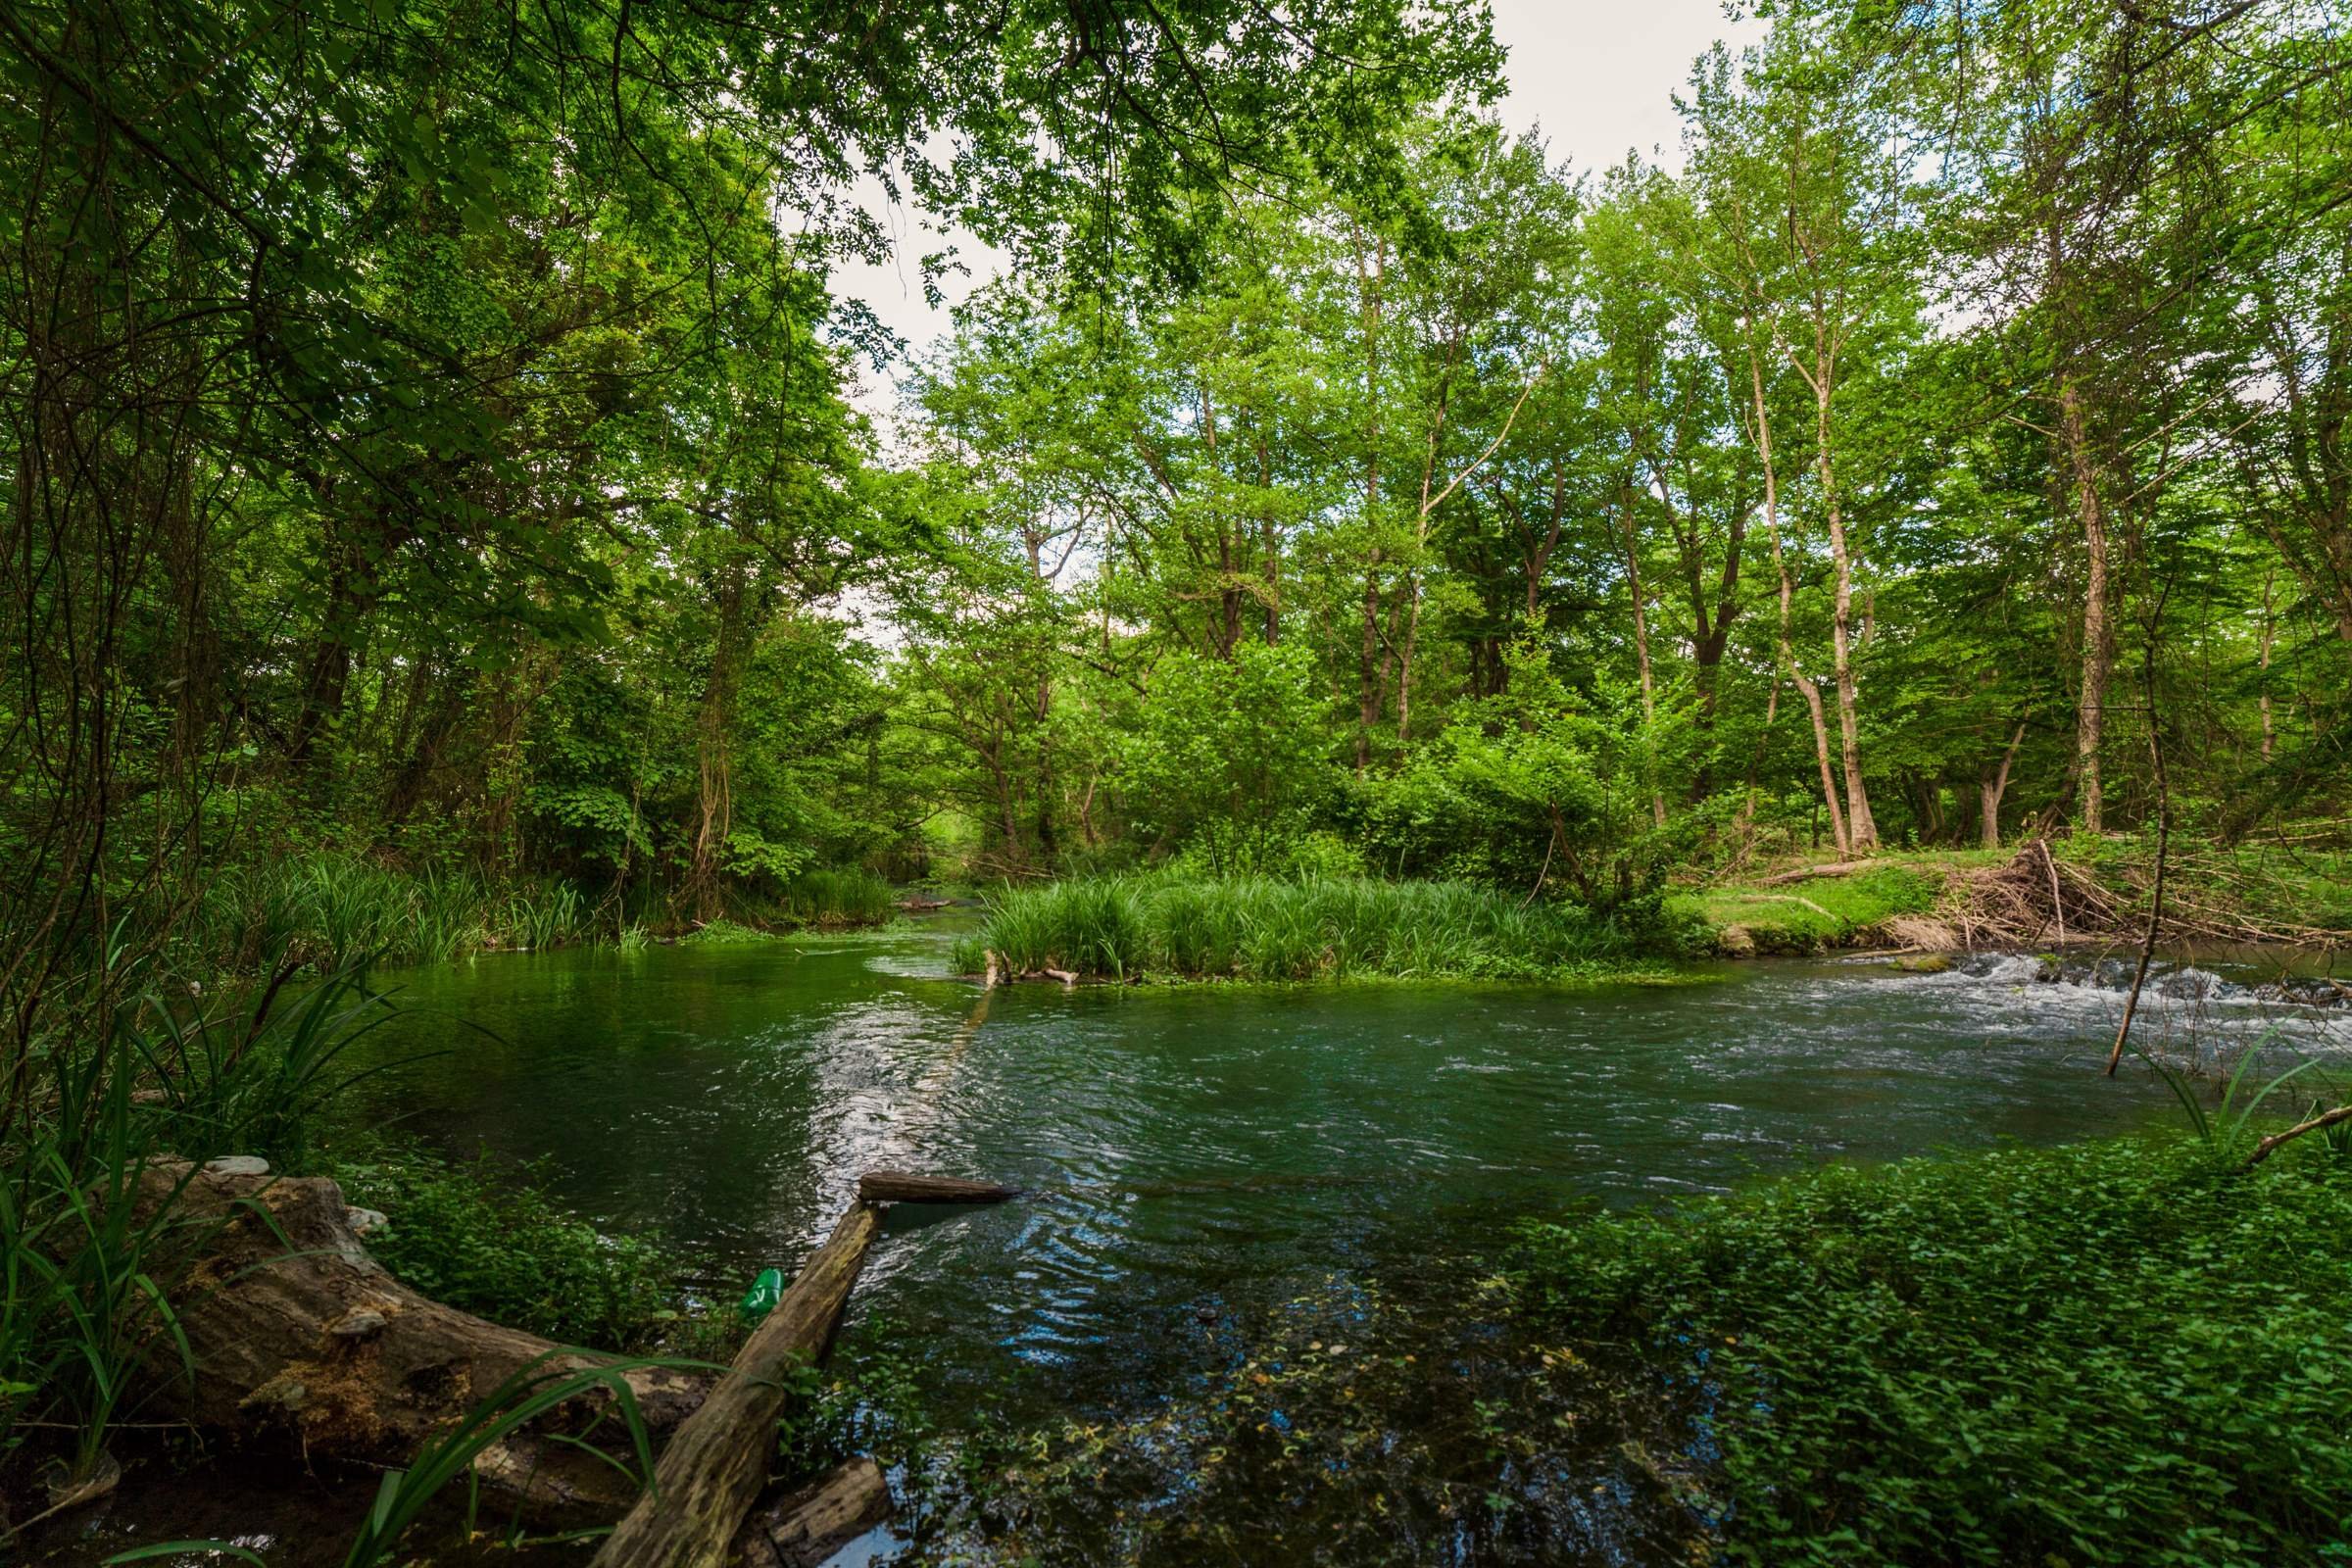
1509, 1134, 2352, 1567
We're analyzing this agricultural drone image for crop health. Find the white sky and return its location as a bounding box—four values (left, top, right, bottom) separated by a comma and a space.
829, 0, 1760, 403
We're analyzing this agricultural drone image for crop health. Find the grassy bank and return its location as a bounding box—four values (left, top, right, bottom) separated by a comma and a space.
1508, 1131, 2352, 1566
954, 875, 1705, 983
1684, 838, 2352, 956
176, 853, 897, 972
1677, 856, 1963, 953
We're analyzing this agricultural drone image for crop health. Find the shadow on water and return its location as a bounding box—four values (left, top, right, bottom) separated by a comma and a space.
29, 922, 2344, 1565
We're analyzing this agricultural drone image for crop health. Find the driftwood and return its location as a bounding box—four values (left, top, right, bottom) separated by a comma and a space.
734, 1456, 892, 1568
2246, 1103, 2352, 1165
590, 1202, 881, 1568
858, 1170, 1020, 1204
124, 1161, 707, 1510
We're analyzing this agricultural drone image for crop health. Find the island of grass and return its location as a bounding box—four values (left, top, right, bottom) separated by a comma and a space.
953, 874, 1710, 983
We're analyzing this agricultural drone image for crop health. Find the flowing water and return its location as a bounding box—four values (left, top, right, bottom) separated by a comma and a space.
341, 925, 2337, 1307
35, 922, 2346, 1566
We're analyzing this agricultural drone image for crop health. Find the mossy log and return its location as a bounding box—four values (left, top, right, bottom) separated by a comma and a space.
125, 1161, 709, 1513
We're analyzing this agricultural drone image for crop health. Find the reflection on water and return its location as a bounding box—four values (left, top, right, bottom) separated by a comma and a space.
340, 924, 2338, 1415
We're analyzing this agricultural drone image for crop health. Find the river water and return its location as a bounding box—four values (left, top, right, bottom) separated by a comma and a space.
344, 925, 2339, 1416
37, 922, 2344, 1566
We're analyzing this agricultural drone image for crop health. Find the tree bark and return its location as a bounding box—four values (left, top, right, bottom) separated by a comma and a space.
591, 1202, 880, 1568
1811, 371, 1877, 851
2058, 375, 2111, 836
733, 1456, 891, 1568
856, 1171, 1020, 1204
1618, 475, 1667, 828
2258, 564, 2277, 761
123, 1162, 707, 1510
1747, 330, 1848, 857
1981, 719, 2028, 850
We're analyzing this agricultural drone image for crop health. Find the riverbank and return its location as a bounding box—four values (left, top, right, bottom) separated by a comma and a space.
1505, 1130, 2352, 1567
1685, 838, 2352, 956
172, 854, 899, 972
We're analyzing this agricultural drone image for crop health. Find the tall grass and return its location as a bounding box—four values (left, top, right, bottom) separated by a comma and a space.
1, 953, 407, 1515
956, 875, 1699, 982
181, 855, 590, 972
777, 867, 896, 927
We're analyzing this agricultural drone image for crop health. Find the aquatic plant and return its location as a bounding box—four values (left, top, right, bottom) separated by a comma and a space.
778, 867, 896, 927
177, 854, 608, 972
1509, 1134, 2352, 1566
956, 874, 1701, 982
680, 917, 775, 946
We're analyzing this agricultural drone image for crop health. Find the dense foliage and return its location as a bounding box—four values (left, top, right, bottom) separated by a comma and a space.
1511, 1135, 2352, 1567
5, 0, 2352, 1550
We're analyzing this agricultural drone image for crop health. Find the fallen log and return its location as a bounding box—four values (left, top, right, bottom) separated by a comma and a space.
122, 1161, 707, 1511
857, 1170, 1020, 1204
733, 1456, 891, 1568
590, 1202, 881, 1568
1759, 860, 1872, 885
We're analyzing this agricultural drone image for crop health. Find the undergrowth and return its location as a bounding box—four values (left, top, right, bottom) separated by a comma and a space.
327, 1146, 721, 1355
1508, 1133, 2352, 1567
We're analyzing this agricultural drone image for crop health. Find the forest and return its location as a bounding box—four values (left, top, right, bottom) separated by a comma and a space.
4, 0, 2351, 1564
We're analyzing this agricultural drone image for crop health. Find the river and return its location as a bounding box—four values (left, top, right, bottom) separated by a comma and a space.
37, 920, 2344, 1566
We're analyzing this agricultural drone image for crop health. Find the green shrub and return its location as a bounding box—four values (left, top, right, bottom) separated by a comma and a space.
332, 1148, 699, 1352
1509, 1135, 2352, 1567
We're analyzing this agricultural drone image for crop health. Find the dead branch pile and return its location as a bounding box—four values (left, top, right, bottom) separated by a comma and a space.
1945, 840, 2124, 950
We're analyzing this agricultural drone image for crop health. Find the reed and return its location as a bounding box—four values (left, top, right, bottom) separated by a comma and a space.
956, 875, 1695, 982
778, 867, 896, 927
179, 855, 603, 972
1, 953, 404, 1523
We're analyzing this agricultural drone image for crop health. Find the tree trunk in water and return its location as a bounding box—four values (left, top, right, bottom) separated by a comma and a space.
2058, 377, 2111, 836
592, 1203, 881, 1568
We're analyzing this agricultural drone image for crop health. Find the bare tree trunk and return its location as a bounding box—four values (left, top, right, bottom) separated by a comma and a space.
1353, 228, 1387, 773
689, 566, 745, 920
2059, 375, 2111, 836
1619, 479, 1666, 828
1736, 672, 1782, 851
1747, 327, 1847, 856
2258, 564, 2277, 761
1980, 718, 2028, 850
1813, 374, 1877, 851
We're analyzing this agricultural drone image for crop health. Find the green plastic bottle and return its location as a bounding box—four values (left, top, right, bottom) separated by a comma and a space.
738, 1266, 784, 1320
